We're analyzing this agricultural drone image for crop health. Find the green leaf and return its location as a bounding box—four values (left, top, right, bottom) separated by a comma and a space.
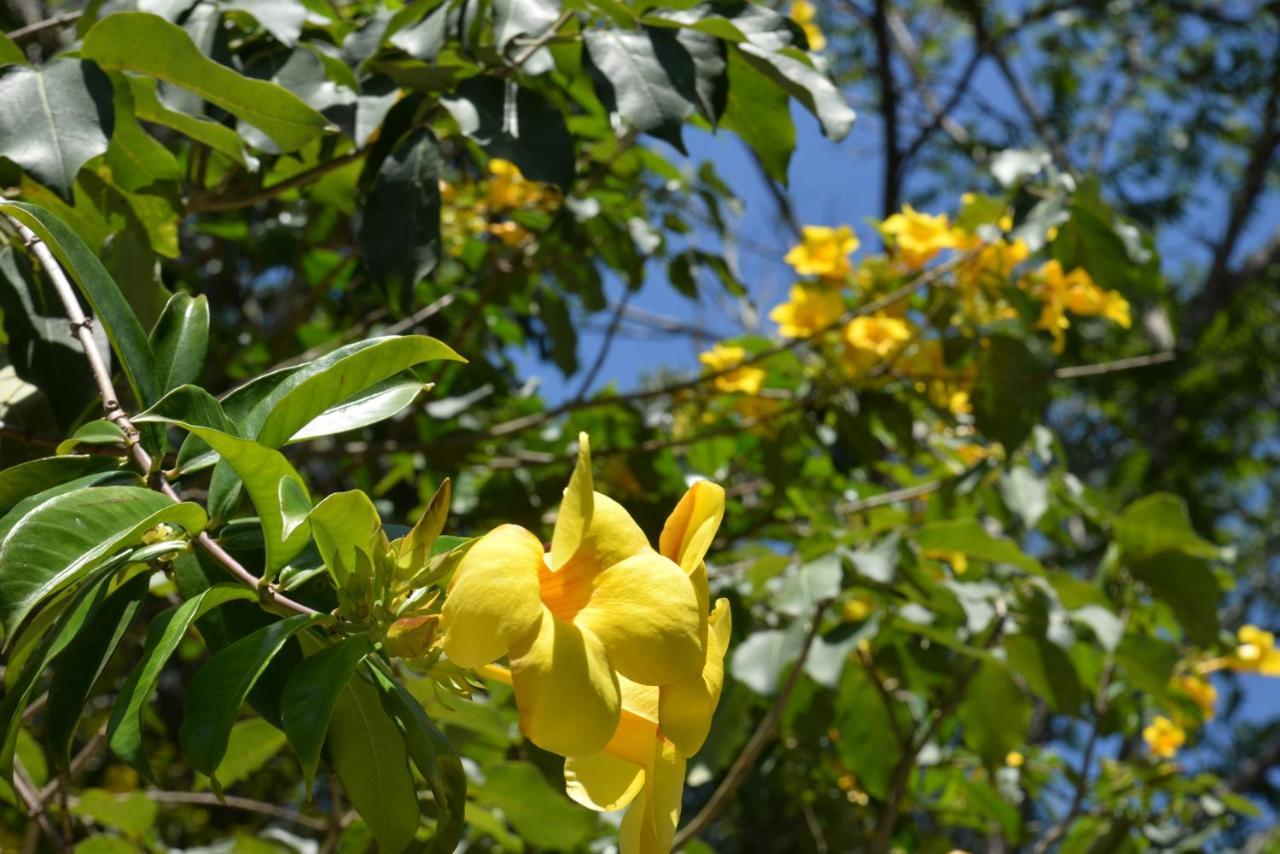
1130, 553, 1221, 646
308, 490, 382, 587
222, 0, 308, 47
107, 584, 256, 780
0, 200, 161, 407
251, 335, 462, 448
972, 335, 1050, 450
327, 666, 422, 853
736, 44, 854, 140
198, 717, 288, 791
835, 665, 901, 798
128, 76, 256, 167
1004, 633, 1083, 714
103, 72, 182, 193
1115, 493, 1219, 562
72, 789, 158, 840
474, 761, 598, 850
0, 32, 24, 66
722, 47, 793, 184
179, 613, 325, 780
0, 59, 113, 200
281, 635, 373, 793
441, 77, 575, 190
492, 0, 561, 51
135, 420, 310, 578
149, 292, 209, 393
361, 128, 443, 289
45, 571, 152, 771
0, 456, 120, 516
0, 485, 205, 639
775, 553, 841, 617
82, 12, 330, 153
56, 421, 126, 455
959, 661, 1030, 763
914, 519, 1043, 574
584, 27, 703, 152
289, 376, 426, 443
678, 28, 728, 124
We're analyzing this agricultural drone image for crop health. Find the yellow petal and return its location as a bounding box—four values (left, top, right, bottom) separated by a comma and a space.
440, 524, 544, 668
659, 480, 725, 575
576, 551, 706, 685
509, 610, 621, 756
660, 598, 732, 756
619, 740, 687, 854
565, 753, 645, 812
551, 433, 595, 568
557, 490, 651, 573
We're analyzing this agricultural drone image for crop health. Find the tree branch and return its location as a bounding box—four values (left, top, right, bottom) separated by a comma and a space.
871, 0, 903, 218
145, 791, 328, 832
5, 10, 81, 41
187, 149, 366, 213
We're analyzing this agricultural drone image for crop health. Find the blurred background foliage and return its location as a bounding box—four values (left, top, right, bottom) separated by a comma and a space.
1, 0, 1280, 851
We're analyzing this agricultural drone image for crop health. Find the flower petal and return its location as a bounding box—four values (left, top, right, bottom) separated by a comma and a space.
550, 433, 595, 568
618, 740, 686, 854
660, 598, 732, 756
659, 480, 725, 575
565, 753, 645, 812
557, 491, 651, 574
440, 524, 544, 668
509, 610, 621, 756
576, 551, 706, 685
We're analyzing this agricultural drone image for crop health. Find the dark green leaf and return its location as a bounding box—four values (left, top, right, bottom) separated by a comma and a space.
0, 456, 120, 517
0, 59, 113, 200
281, 635, 373, 793
721, 48, 793, 184
1004, 633, 1083, 714
361, 128, 442, 288
107, 584, 256, 779
1129, 553, 1220, 646
103, 72, 182, 193
82, 12, 329, 153
1115, 493, 1219, 562
736, 43, 854, 140
971, 335, 1050, 450
179, 613, 325, 779
0, 32, 24, 66
55, 421, 126, 455
442, 77, 575, 190
149, 292, 209, 393
959, 661, 1030, 763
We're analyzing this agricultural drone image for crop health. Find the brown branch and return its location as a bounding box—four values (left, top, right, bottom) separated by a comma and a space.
572, 288, 634, 403
187, 149, 366, 214
871, 0, 903, 218
14, 761, 62, 851
1053, 351, 1175, 379
673, 599, 831, 850
838, 479, 944, 514
145, 791, 328, 832
5, 10, 81, 41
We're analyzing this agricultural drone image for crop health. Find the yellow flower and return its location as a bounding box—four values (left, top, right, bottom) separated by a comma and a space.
1005, 751, 1024, 768
1174, 674, 1217, 720
924, 549, 968, 575
1023, 260, 1131, 352
1233, 625, 1280, 675
879, 205, 960, 268
954, 237, 1029, 319
562, 482, 733, 854
486, 158, 545, 209
488, 220, 530, 247
842, 595, 873, 622
769, 284, 845, 338
1142, 715, 1185, 758
699, 343, 765, 395
843, 315, 913, 374
789, 0, 826, 52
785, 225, 859, 280
899, 339, 976, 416
440, 434, 707, 756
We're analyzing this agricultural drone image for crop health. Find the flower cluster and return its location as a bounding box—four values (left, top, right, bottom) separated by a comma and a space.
437, 434, 731, 852
440, 159, 558, 254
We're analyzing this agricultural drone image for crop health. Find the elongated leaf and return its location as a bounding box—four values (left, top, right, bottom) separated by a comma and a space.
139, 384, 237, 434
0, 486, 205, 639
0, 456, 121, 516
107, 584, 257, 779
584, 27, 702, 152
0, 200, 161, 406
361, 128, 443, 288
281, 635, 373, 793
442, 77, 575, 189
56, 421, 126, 455
308, 491, 382, 587
103, 72, 181, 193
328, 666, 421, 853
197, 717, 288, 791
133, 420, 310, 578
179, 613, 325, 780
0, 58, 113, 200
45, 572, 152, 771
150, 293, 210, 392
128, 76, 256, 167
82, 12, 330, 153
289, 376, 426, 443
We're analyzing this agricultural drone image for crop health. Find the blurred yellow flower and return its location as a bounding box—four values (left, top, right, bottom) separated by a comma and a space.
487, 158, 545, 209
880, 205, 960, 268
789, 0, 826, 51
769, 284, 845, 338
1005, 751, 1024, 768
843, 314, 913, 374
1174, 674, 1217, 720
899, 339, 976, 416
954, 237, 1030, 319
700, 343, 765, 394
924, 549, 968, 575
441, 435, 707, 756
842, 595, 873, 622
785, 225, 859, 280
1024, 260, 1131, 352
1234, 625, 1280, 675
488, 220, 530, 247
1142, 715, 1185, 758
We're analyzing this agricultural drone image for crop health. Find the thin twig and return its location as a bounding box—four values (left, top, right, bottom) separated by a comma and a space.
673, 599, 831, 849
187, 149, 366, 213
13, 761, 62, 850
5, 10, 82, 41
145, 791, 328, 831
1053, 351, 1174, 379
572, 288, 634, 403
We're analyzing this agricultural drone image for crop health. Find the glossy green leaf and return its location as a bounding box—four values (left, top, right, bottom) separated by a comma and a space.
360, 128, 443, 289
223, 0, 308, 46
584, 27, 703, 152
149, 292, 210, 393
128, 76, 256, 167
308, 490, 382, 587
0, 200, 161, 407
442, 77, 575, 189
179, 613, 325, 780
281, 634, 373, 793
82, 12, 330, 153
328, 666, 421, 852
736, 43, 854, 140
0, 59, 113, 200
107, 584, 256, 779
0, 486, 205, 639
0, 456, 121, 516
45, 571, 152, 771
56, 421, 126, 455
289, 376, 426, 443
492, 0, 561, 50
721, 47, 794, 184
103, 72, 181, 193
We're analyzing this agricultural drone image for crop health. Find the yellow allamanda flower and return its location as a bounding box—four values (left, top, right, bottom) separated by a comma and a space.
899, 339, 976, 416
440, 435, 707, 756
1142, 715, 1185, 758
486, 158, 546, 210
785, 225, 859, 280
1024, 260, 1131, 352
953, 236, 1030, 320
563, 482, 733, 854
843, 314, 913, 374
769, 284, 845, 338
789, 0, 826, 52
699, 343, 765, 395
1173, 674, 1218, 720
879, 205, 960, 269
1232, 625, 1280, 675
